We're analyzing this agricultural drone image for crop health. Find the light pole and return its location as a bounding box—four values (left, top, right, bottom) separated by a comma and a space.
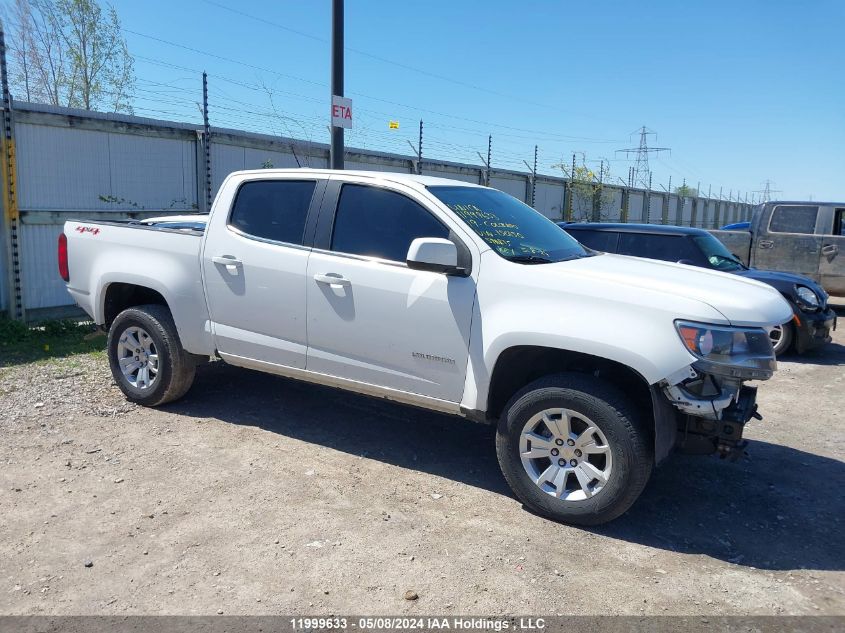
330, 0, 344, 169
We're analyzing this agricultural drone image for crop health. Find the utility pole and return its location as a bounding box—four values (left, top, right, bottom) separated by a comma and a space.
0, 22, 23, 320
616, 126, 670, 189
645, 172, 653, 223
755, 180, 781, 203
330, 0, 344, 169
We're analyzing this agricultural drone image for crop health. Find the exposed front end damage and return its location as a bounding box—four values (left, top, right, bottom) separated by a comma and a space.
661, 362, 770, 460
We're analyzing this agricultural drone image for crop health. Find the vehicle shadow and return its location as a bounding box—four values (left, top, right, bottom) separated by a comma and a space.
167, 362, 845, 573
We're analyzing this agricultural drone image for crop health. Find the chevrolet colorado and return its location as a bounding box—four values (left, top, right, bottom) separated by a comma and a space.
60, 169, 792, 525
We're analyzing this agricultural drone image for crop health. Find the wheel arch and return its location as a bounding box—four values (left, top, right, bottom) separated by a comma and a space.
102, 281, 169, 328
486, 345, 678, 464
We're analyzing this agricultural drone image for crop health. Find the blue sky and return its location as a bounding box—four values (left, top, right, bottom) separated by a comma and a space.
114, 0, 844, 200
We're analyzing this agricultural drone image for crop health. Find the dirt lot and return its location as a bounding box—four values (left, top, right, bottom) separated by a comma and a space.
1, 313, 843, 616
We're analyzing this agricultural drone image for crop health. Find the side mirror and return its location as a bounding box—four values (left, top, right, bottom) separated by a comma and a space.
406, 238, 462, 274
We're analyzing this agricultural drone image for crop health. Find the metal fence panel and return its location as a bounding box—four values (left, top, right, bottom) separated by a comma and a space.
16, 123, 111, 211
0, 217, 7, 312
420, 165, 478, 184
107, 133, 197, 211
628, 192, 644, 222
533, 181, 565, 219
20, 223, 70, 310
489, 174, 527, 201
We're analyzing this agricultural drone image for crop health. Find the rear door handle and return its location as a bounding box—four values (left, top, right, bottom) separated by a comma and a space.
314, 273, 351, 287
758, 240, 774, 249
211, 255, 242, 274
822, 244, 839, 256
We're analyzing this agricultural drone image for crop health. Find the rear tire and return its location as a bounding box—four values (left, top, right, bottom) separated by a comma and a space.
496, 373, 652, 526
107, 304, 196, 407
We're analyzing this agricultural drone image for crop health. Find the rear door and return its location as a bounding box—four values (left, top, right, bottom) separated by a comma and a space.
202, 176, 324, 368
819, 206, 845, 295
754, 204, 823, 279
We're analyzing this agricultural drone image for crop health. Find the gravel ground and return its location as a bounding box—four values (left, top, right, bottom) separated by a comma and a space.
1, 316, 843, 616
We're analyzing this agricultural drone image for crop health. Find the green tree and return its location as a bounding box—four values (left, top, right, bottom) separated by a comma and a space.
552, 161, 618, 221
674, 184, 698, 197
4, 0, 134, 113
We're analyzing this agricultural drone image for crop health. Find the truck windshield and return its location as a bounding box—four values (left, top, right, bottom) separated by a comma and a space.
428, 186, 590, 263
693, 234, 745, 271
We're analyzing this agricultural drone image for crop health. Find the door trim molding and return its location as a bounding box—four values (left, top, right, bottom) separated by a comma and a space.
218, 351, 463, 416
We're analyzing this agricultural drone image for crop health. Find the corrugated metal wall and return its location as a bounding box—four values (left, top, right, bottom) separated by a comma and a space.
0, 215, 7, 312
3, 103, 753, 318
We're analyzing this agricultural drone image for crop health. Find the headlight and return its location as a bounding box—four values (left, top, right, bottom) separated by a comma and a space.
795, 285, 819, 311
675, 320, 776, 379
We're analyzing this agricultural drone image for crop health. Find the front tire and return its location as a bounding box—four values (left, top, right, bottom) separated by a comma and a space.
767, 321, 794, 356
496, 373, 652, 526
107, 304, 196, 407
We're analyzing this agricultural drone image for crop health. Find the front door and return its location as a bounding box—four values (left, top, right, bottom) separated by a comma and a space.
819, 206, 845, 296
305, 181, 476, 403
202, 177, 323, 368
753, 204, 822, 279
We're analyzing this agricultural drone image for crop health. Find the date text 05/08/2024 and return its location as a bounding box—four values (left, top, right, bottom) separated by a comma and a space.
290, 618, 547, 631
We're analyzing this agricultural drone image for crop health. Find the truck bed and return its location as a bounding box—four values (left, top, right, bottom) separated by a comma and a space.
64, 216, 213, 355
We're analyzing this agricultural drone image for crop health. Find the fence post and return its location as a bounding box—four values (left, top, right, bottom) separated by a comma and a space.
201, 72, 212, 211
621, 186, 629, 223
0, 23, 23, 320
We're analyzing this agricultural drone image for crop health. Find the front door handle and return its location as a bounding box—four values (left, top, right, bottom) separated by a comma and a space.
211, 255, 242, 275
314, 273, 351, 287
822, 244, 839, 256
758, 240, 774, 249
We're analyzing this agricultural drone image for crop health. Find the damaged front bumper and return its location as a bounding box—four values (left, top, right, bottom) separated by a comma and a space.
659, 363, 767, 461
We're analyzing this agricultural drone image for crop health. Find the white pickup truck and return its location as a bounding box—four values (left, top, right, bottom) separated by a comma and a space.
61, 169, 791, 525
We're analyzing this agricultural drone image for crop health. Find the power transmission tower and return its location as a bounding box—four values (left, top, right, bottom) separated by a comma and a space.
616, 126, 670, 189
754, 180, 782, 203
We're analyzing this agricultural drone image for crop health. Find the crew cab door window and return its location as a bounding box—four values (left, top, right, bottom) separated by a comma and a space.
330, 184, 450, 261
306, 182, 475, 403
229, 180, 316, 244
768, 205, 818, 234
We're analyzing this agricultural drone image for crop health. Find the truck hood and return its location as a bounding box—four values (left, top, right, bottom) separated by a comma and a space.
526, 252, 793, 327
734, 268, 829, 304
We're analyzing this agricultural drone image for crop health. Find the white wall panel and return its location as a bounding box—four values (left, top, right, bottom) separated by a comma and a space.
16, 124, 111, 211
21, 224, 71, 309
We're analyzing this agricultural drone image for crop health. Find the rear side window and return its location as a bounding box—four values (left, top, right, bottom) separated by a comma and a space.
834, 209, 845, 236
769, 205, 818, 234
617, 233, 698, 263
331, 184, 450, 262
229, 180, 316, 244
567, 229, 618, 253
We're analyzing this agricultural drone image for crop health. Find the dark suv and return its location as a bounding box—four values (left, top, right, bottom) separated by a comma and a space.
559, 222, 836, 356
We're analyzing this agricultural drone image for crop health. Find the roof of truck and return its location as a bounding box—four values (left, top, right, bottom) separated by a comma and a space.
765, 200, 845, 206
230, 168, 485, 189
